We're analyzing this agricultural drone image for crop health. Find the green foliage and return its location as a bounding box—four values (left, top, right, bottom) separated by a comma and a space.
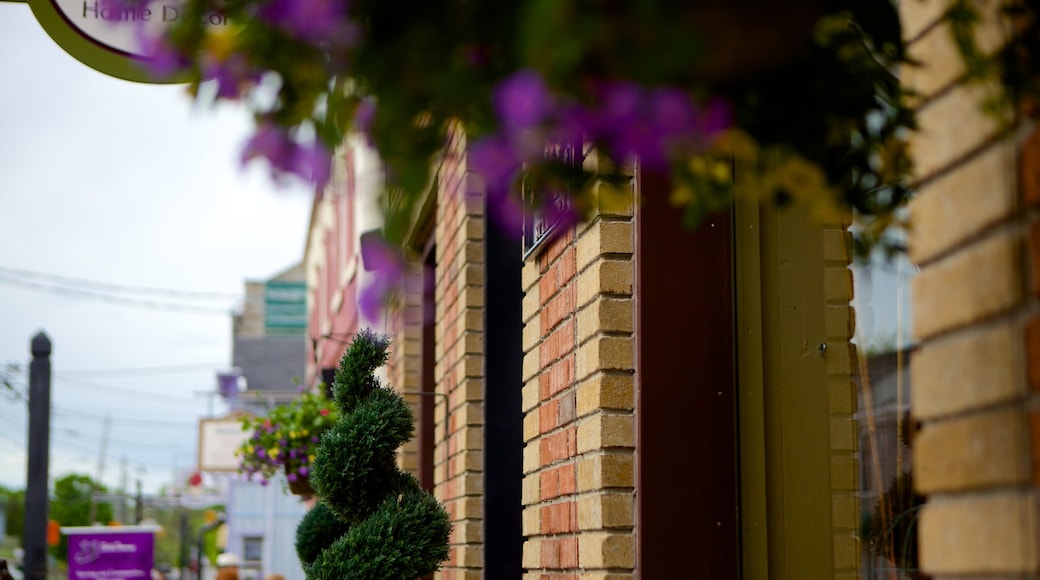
307, 484, 450, 580
142, 505, 224, 569
49, 474, 113, 562
0, 487, 25, 544
311, 390, 415, 524
294, 502, 351, 568
948, 0, 1040, 123
331, 329, 391, 414
304, 330, 450, 579
165, 0, 916, 258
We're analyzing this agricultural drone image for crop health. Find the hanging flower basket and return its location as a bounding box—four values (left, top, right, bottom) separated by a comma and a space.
235, 389, 339, 497
286, 466, 316, 498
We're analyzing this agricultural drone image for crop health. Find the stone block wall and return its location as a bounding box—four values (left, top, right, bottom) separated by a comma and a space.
900, 0, 1040, 576
521, 152, 636, 579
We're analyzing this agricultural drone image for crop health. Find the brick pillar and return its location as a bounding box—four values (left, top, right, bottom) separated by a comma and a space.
900, 1, 1040, 576
823, 219, 860, 576
386, 277, 423, 478
521, 150, 636, 579
432, 125, 487, 579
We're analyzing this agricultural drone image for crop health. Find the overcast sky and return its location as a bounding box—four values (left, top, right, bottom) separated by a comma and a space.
0, 6, 313, 496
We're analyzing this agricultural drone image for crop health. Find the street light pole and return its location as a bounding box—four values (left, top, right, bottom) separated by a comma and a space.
24, 332, 51, 580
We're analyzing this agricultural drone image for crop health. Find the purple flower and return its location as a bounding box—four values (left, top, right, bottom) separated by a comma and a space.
696, 98, 732, 138
359, 232, 405, 321
202, 53, 258, 100
260, 479, 269, 487
494, 70, 553, 131
133, 24, 189, 79
584, 82, 730, 170
649, 87, 698, 134
257, 448, 267, 458
257, 0, 355, 46
292, 141, 332, 188
241, 123, 331, 188
354, 98, 376, 138
298, 466, 309, 477
286, 473, 298, 482
243, 123, 293, 168
469, 136, 522, 192
311, 436, 320, 443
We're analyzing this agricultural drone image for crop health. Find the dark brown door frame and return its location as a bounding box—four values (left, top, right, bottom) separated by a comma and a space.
635, 170, 740, 577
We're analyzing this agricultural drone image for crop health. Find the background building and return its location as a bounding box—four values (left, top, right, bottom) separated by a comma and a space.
221, 264, 310, 580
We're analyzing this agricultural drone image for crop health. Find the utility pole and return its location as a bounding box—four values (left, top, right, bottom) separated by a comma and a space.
24, 331, 51, 580
88, 416, 111, 524
118, 456, 128, 523
135, 479, 143, 524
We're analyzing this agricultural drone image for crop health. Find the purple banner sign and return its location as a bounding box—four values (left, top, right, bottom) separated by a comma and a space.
63, 527, 157, 580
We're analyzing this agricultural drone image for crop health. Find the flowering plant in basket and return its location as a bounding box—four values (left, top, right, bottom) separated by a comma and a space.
236, 389, 340, 493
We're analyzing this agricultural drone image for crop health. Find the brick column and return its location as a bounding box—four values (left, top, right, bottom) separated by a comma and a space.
521, 151, 636, 579
433, 126, 487, 579
900, 1, 1040, 576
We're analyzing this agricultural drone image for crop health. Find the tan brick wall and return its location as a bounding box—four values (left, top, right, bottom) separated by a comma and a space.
522, 149, 636, 578
900, 1, 1040, 577
386, 287, 422, 477
432, 125, 487, 579
823, 218, 860, 575
386, 124, 486, 580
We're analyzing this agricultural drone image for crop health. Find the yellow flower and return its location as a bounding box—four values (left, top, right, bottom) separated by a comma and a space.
245, 445, 254, 454
670, 185, 695, 207
269, 448, 280, 458
308, 454, 316, 463
777, 155, 827, 201
688, 156, 708, 176
203, 26, 241, 62
290, 431, 298, 439
710, 160, 731, 183
711, 129, 759, 163
301, 429, 309, 437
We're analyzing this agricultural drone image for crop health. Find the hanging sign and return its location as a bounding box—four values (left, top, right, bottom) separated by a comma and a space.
27, 0, 225, 83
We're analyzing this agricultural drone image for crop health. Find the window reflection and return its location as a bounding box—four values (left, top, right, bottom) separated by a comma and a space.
852, 246, 919, 578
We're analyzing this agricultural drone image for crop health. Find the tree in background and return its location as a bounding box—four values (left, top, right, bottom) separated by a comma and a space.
49, 475, 113, 563
0, 487, 25, 548
303, 329, 450, 579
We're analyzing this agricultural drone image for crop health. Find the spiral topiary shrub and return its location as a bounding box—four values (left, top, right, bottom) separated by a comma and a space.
301, 329, 451, 579
295, 501, 351, 568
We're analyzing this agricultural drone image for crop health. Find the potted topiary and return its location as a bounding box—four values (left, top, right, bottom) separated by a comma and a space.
236, 390, 340, 497
300, 329, 451, 579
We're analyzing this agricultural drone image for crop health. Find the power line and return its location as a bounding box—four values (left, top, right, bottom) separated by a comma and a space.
54, 376, 209, 404
0, 265, 242, 300
51, 427, 195, 450
0, 275, 236, 315
6, 361, 228, 377
55, 362, 228, 377
52, 405, 201, 427
1, 395, 204, 428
